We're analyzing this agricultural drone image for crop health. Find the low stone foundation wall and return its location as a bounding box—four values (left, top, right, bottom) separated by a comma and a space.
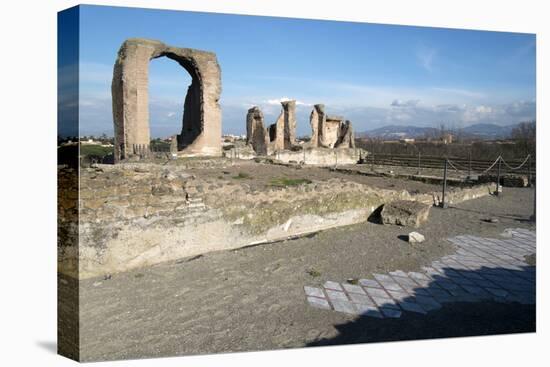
274, 147, 365, 166
58, 164, 497, 279
479, 174, 529, 187
223, 146, 366, 166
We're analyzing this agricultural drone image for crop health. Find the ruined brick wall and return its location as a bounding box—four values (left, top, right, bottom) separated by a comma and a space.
112, 38, 222, 161
58, 163, 496, 279
309, 104, 355, 149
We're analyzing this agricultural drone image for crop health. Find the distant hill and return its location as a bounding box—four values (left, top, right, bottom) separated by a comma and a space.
359, 123, 520, 140
358, 125, 439, 139
460, 123, 517, 139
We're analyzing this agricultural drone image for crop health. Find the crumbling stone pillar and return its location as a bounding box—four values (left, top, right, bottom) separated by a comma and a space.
281, 100, 297, 149
112, 38, 222, 162
335, 120, 355, 148
309, 104, 325, 148
246, 106, 268, 155
267, 100, 297, 151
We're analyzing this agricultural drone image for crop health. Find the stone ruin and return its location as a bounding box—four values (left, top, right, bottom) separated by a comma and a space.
112, 38, 222, 162
111, 39, 356, 164
246, 100, 355, 156
246, 100, 303, 155
309, 104, 355, 149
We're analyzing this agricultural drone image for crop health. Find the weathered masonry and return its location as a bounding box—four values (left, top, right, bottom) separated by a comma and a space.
309, 104, 355, 149
112, 38, 222, 162
246, 101, 355, 157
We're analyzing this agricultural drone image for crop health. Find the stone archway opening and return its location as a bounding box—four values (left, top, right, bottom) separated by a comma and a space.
112, 38, 222, 162
148, 54, 200, 150
153, 51, 203, 150
148, 56, 188, 142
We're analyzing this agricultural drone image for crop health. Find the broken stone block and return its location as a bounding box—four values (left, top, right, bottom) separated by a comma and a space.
502, 174, 528, 187
380, 200, 431, 228
408, 231, 425, 243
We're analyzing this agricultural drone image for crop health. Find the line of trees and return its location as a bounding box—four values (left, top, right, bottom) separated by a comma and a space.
356, 121, 536, 160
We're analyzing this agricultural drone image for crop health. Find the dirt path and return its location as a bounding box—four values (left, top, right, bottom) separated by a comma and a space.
70, 187, 535, 361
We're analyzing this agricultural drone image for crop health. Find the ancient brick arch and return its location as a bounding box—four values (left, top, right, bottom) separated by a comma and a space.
112, 38, 222, 162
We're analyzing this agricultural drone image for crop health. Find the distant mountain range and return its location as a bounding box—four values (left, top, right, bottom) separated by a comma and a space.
359, 123, 520, 140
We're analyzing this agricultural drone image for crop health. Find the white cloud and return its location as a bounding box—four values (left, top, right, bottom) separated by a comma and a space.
432, 87, 486, 99
77, 92, 536, 138
475, 105, 493, 114
417, 47, 437, 72
265, 97, 310, 106
391, 99, 420, 108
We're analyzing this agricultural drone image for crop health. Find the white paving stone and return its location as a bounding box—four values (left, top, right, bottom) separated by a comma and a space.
358, 279, 382, 288
304, 286, 325, 298
331, 299, 357, 314
349, 293, 373, 305
387, 290, 411, 301
380, 307, 402, 318
355, 304, 383, 318
326, 289, 348, 302
399, 301, 427, 314
304, 228, 535, 319
307, 296, 331, 310
365, 287, 391, 299
324, 281, 343, 291
342, 283, 366, 294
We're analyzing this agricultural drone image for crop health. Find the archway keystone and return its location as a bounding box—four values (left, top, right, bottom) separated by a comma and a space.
112, 38, 222, 161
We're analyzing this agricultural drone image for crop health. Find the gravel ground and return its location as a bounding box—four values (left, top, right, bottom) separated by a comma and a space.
64, 186, 535, 362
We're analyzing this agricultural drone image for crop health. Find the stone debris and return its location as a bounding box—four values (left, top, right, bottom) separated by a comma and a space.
502, 175, 529, 187
478, 174, 529, 187
408, 231, 425, 243
380, 200, 431, 228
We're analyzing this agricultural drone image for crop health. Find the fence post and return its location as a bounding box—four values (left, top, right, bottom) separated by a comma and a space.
496, 156, 502, 196
441, 158, 448, 208
468, 151, 472, 178
371, 152, 374, 171
527, 155, 533, 187
417, 151, 421, 175
531, 183, 536, 222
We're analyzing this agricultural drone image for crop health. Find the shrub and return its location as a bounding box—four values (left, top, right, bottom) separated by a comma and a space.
232, 172, 251, 179
269, 177, 312, 187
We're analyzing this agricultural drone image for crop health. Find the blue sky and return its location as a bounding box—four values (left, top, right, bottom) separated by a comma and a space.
74, 5, 536, 137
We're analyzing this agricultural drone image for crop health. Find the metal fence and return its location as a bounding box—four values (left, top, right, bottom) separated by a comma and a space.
364, 153, 535, 179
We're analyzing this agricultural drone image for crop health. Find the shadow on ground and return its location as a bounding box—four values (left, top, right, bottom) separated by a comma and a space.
308, 264, 536, 346
36, 340, 57, 354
